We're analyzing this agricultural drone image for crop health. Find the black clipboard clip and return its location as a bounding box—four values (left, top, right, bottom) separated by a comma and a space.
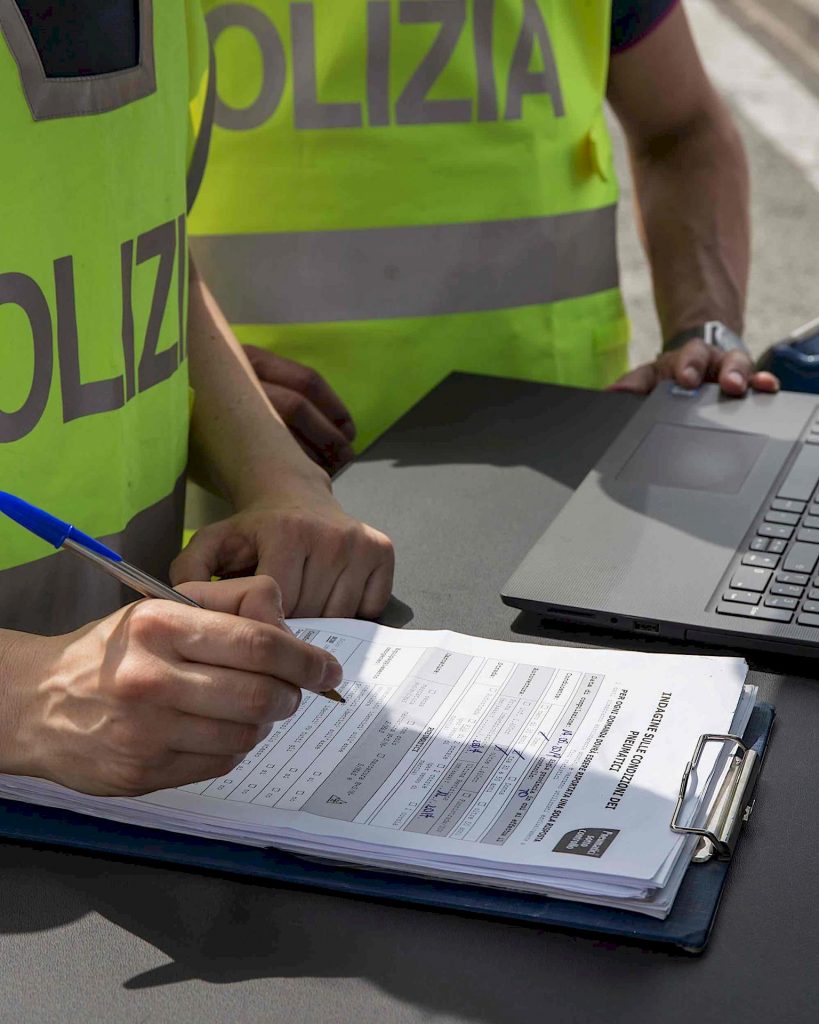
670, 733, 762, 864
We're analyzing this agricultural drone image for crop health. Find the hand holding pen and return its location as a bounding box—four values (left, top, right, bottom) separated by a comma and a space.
0, 493, 345, 797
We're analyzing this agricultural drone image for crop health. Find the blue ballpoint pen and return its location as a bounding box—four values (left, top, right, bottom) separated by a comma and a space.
0, 491, 346, 703
0, 490, 200, 606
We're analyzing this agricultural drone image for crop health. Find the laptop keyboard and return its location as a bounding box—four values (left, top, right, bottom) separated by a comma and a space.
716, 439, 819, 627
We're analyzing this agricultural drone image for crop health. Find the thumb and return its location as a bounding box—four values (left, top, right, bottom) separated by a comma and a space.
170, 523, 243, 585
174, 575, 286, 627
608, 363, 658, 394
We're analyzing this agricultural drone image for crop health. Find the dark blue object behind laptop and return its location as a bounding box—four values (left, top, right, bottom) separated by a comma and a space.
758, 318, 819, 393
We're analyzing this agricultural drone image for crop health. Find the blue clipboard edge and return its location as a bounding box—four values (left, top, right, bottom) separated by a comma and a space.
0, 704, 775, 955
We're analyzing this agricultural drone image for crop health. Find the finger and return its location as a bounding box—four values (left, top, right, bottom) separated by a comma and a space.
263, 382, 354, 470
168, 714, 271, 756
357, 552, 395, 620
158, 665, 301, 723
170, 524, 257, 585
166, 708, 293, 756
175, 575, 285, 628
245, 346, 356, 441
249, 540, 307, 617
667, 338, 712, 388
272, 526, 354, 617
716, 350, 756, 396
607, 363, 659, 394
321, 562, 369, 620
161, 603, 342, 692
749, 370, 780, 394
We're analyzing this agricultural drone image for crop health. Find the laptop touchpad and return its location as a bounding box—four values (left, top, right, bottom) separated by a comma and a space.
615, 423, 767, 494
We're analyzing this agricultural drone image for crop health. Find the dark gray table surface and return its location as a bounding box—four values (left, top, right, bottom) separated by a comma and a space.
2, 374, 818, 1024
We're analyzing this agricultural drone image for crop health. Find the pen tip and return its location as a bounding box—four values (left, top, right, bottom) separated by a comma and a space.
324, 689, 346, 703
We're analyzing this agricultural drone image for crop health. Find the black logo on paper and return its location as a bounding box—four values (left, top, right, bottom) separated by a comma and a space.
553, 827, 620, 858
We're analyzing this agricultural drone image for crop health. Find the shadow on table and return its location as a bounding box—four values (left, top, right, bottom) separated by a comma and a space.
0, 842, 693, 1023
338, 375, 638, 483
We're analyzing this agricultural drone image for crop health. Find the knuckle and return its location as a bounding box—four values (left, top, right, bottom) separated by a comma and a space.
127, 601, 166, 644
374, 530, 395, 563
251, 573, 283, 606
301, 647, 329, 688
244, 677, 276, 721
294, 365, 323, 398
726, 353, 751, 372
235, 620, 275, 667
326, 524, 357, 561
116, 663, 163, 703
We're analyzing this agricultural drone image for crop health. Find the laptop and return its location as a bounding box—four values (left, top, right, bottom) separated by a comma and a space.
502, 382, 819, 656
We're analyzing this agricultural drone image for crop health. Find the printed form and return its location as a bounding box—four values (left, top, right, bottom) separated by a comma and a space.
0, 621, 751, 915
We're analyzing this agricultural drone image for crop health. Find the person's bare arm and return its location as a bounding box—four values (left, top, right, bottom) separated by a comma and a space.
176, 260, 394, 619
607, 3, 776, 395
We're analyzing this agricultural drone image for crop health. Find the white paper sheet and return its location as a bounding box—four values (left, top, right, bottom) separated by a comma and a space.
0, 620, 751, 917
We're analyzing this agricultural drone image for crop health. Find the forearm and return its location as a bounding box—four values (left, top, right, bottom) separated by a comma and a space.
186, 259, 330, 507
629, 96, 750, 343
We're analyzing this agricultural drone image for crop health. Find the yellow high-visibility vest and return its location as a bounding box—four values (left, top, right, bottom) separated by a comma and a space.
0, 0, 211, 634
191, 1, 629, 451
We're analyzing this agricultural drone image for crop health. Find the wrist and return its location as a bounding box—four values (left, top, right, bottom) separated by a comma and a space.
231, 456, 333, 511
0, 630, 47, 777
664, 321, 748, 355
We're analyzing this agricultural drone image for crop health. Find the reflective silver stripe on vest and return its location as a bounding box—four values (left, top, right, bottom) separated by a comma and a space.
0, 477, 185, 636
190, 206, 618, 324
187, 45, 217, 213
0, 0, 156, 121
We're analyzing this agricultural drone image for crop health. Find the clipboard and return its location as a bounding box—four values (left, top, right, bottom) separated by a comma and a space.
0, 703, 775, 955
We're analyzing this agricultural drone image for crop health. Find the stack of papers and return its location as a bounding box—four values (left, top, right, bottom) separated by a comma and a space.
0, 621, 754, 918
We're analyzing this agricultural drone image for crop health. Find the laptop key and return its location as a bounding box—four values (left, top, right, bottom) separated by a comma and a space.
778, 445, 819, 501
777, 572, 809, 586
808, 589, 819, 601
783, 544, 819, 575
797, 527, 819, 544
768, 539, 788, 555
771, 498, 806, 514
765, 596, 798, 610
723, 590, 761, 605
797, 613, 819, 628
758, 524, 794, 540
742, 553, 779, 569
803, 515, 819, 531
765, 510, 799, 526
802, 601, 819, 614
770, 583, 804, 598
716, 603, 793, 623
729, 566, 772, 592
750, 537, 770, 552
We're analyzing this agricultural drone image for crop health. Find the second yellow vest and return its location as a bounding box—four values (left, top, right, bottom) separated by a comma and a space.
191, 0, 629, 450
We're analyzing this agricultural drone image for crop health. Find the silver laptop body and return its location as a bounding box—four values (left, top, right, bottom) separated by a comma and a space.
503, 382, 819, 656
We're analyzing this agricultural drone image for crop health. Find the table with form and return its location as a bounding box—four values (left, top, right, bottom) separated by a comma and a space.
1, 375, 817, 1024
